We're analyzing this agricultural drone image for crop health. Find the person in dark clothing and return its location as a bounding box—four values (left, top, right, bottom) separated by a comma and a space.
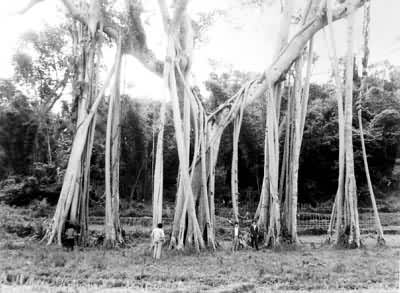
63, 221, 78, 251
250, 220, 259, 250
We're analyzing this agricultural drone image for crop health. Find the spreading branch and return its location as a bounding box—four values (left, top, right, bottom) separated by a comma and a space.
158, 0, 170, 32
210, 0, 367, 128
60, 0, 87, 25
16, 0, 45, 14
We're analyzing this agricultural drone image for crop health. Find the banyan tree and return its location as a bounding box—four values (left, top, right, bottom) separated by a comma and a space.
21, 0, 385, 250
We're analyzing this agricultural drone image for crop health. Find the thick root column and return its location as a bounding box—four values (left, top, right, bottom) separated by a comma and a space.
152, 87, 167, 230
280, 39, 313, 244
265, 86, 281, 247
104, 42, 124, 248
160, 2, 204, 251
231, 99, 245, 223
327, 2, 361, 248
357, 1, 385, 245
45, 54, 118, 245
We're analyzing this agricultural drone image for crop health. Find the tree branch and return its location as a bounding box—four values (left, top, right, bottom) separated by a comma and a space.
61, 0, 118, 40
60, 0, 88, 26
123, 0, 164, 76
158, 0, 170, 32
16, 0, 45, 14
211, 0, 367, 127
171, 0, 189, 30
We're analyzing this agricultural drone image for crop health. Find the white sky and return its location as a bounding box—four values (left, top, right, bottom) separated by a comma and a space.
0, 0, 399, 103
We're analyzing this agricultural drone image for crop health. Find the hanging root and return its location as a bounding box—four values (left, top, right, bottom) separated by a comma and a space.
356, 0, 385, 246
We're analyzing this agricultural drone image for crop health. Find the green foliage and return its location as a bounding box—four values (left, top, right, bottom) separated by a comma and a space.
192, 10, 227, 46
0, 77, 73, 180
300, 65, 400, 204
0, 93, 38, 176
0, 79, 18, 104
119, 96, 178, 202
1, 33, 399, 209
203, 65, 400, 206
12, 25, 71, 105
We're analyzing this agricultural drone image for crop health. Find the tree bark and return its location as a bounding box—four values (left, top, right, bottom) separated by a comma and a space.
45, 50, 119, 245
161, 0, 205, 251
356, 1, 385, 245
329, 1, 360, 248
104, 41, 124, 248
231, 103, 245, 223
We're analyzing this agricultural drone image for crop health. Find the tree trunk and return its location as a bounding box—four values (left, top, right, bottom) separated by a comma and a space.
325, 0, 345, 243
44, 19, 102, 245
257, 0, 294, 247
357, 1, 385, 245
45, 50, 118, 245
161, 3, 205, 250
330, 2, 360, 248
104, 42, 124, 248
152, 88, 167, 230
231, 104, 244, 223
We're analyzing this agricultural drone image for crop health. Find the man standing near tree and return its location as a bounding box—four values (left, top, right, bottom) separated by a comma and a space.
232, 222, 240, 251
151, 223, 165, 259
250, 220, 259, 250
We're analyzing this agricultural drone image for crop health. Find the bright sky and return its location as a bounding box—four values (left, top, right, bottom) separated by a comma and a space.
0, 0, 399, 103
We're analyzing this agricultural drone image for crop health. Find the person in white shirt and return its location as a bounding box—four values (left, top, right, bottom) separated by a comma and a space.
151, 223, 165, 259
232, 221, 239, 251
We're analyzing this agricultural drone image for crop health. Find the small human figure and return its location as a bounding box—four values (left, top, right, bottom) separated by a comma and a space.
232, 221, 240, 251
250, 220, 259, 250
151, 223, 165, 259
63, 221, 77, 251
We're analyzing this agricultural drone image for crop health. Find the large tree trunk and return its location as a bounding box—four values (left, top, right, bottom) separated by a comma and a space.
256, 0, 294, 247
282, 57, 303, 243
325, 0, 345, 241
166, 0, 365, 251
231, 104, 244, 223
280, 38, 313, 244
152, 88, 167, 230
160, 1, 205, 251
44, 17, 101, 245
329, 2, 360, 248
264, 85, 281, 247
45, 50, 118, 245
104, 42, 124, 248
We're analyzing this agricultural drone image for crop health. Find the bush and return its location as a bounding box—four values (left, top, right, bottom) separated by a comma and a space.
4, 224, 34, 237
0, 176, 39, 206
32, 199, 52, 218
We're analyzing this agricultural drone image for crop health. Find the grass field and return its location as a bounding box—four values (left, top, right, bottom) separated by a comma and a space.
1, 235, 399, 292
0, 204, 399, 292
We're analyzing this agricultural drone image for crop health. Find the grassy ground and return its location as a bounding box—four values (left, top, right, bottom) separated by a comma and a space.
0, 204, 399, 292
1, 235, 399, 292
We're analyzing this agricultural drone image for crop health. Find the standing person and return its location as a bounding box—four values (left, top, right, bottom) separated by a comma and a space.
63, 221, 76, 251
250, 220, 259, 250
232, 221, 240, 251
151, 223, 165, 259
